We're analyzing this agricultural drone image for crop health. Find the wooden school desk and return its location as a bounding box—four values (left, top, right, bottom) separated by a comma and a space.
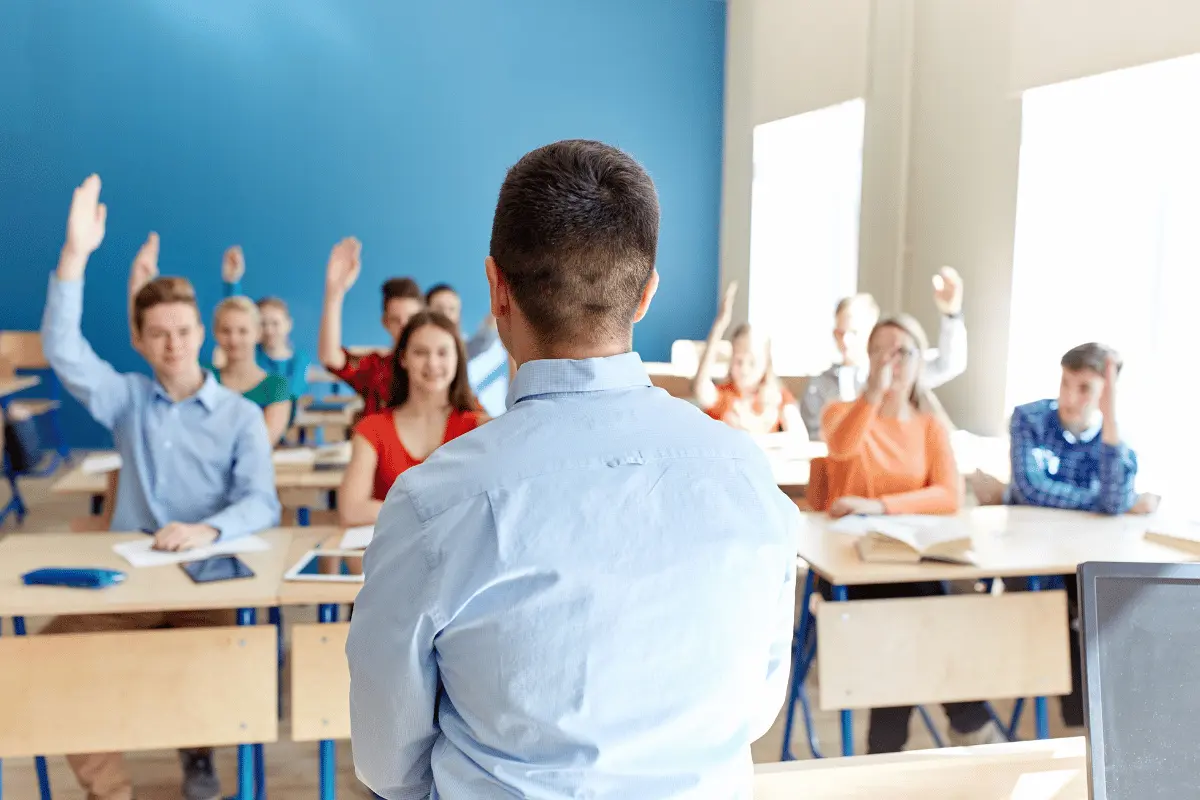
755, 736, 1086, 799
0, 374, 41, 400
277, 532, 362, 800
0, 530, 298, 800
783, 506, 1196, 761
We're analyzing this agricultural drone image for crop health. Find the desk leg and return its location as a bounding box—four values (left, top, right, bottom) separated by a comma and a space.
297, 507, 310, 527
236, 608, 262, 800
318, 604, 340, 800
1026, 576, 1050, 740
12, 617, 53, 800
781, 570, 821, 760
89, 493, 104, 516
831, 585, 854, 756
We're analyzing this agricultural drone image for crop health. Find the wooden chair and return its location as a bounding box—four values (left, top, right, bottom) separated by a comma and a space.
0, 331, 69, 471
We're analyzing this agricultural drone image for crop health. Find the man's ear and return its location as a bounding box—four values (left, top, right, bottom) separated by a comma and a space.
632, 269, 660, 324
485, 256, 511, 320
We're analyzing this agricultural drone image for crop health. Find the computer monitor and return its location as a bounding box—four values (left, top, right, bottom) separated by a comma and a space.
1079, 561, 1200, 799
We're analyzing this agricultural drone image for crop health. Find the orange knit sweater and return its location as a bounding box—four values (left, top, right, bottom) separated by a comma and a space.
815, 397, 960, 515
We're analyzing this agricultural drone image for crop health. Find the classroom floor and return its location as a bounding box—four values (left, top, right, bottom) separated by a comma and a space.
1, 464, 1081, 799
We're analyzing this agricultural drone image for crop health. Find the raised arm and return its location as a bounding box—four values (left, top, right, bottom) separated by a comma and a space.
127, 233, 159, 346
822, 350, 899, 458
200, 407, 281, 539
925, 267, 968, 388
348, 485, 442, 798
319, 237, 362, 372
42, 175, 132, 430
339, 434, 385, 527
693, 281, 737, 410
222, 245, 245, 297
1095, 358, 1138, 514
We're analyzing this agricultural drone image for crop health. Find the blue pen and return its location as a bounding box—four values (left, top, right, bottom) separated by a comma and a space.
140, 528, 155, 535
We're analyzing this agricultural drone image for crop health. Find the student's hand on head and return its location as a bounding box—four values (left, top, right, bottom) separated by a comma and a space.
1098, 355, 1119, 419
325, 237, 362, 296
129, 232, 160, 295
715, 281, 738, 332
153, 522, 219, 552
222, 245, 246, 284
61, 174, 107, 277
829, 496, 885, 518
932, 266, 964, 316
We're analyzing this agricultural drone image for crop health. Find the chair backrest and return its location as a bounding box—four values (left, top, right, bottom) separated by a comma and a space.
0, 331, 48, 371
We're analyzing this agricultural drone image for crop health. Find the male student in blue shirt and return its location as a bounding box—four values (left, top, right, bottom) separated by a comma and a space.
970, 342, 1155, 728
347, 140, 799, 800
40, 175, 280, 800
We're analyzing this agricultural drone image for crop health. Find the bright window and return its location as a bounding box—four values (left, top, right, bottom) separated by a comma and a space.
749, 99, 864, 376
1007, 54, 1200, 498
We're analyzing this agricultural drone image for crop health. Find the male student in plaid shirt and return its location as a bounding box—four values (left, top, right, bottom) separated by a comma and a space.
970, 341, 1158, 727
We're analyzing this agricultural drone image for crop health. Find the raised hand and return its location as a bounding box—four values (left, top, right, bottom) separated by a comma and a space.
715, 281, 738, 332
129, 233, 160, 295
222, 245, 246, 284
1099, 355, 1120, 444
325, 237, 362, 296
865, 350, 899, 402
60, 175, 107, 278
932, 266, 964, 316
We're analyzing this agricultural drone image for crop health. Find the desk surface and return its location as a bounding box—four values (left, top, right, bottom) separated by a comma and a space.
754, 737, 1086, 799
797, 505, 1197, 585
0, 529, 327, 617
52, 457, 346, 496
0, 374, 41, 399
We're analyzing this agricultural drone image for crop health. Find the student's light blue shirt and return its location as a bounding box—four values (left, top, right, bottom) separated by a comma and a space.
348, 353, 797, 800
41, 275, 281, 539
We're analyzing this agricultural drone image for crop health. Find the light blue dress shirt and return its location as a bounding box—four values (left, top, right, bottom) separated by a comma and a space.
348, 352, 797, 800
41, 275, 281, 539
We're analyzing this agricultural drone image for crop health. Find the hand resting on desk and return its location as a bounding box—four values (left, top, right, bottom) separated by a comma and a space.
153, 522, 219, 552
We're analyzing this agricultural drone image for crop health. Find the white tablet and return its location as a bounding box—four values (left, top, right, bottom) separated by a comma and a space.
283, 549, 364, 582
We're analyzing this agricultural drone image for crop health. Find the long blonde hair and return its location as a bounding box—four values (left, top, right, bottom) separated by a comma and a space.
868, 313, 954, 431
213, 295, 261, 330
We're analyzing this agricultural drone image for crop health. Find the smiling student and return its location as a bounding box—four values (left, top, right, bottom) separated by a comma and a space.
40, 175, 279, 800
425, 282, 510, 416
338, 311, 486, 527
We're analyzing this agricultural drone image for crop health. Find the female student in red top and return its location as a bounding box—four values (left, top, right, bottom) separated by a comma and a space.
693, 282, 802, 434
339, 311, 488, 527
814, 313, 1002, 753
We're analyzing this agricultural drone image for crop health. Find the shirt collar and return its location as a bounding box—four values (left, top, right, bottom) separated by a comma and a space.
1051, 400, 1102, 444
507, 353, 652, 409
152, 371, 222, 412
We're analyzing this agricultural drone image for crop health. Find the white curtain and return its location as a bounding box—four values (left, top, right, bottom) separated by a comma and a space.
749, 99, 864, 376
1007, 54, 1200, 498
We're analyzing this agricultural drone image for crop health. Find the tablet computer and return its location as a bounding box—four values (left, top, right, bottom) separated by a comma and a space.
283, 549, 364, 582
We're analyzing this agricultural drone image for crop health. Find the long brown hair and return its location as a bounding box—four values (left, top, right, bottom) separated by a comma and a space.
388, 311, 480, 412
868, 313, 954, 431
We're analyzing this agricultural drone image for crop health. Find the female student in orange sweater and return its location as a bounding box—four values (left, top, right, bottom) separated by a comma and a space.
693, 282, 802, 434
339, 311, 488, 528
814, 313, 1004, 752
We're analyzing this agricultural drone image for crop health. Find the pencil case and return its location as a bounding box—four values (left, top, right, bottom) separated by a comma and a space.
22, 567, 127, 589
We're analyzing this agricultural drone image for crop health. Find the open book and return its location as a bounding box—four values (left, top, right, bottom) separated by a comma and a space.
839, 516, 975, 565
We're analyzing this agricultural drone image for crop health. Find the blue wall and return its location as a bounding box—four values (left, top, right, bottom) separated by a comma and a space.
0, 0, 725, 447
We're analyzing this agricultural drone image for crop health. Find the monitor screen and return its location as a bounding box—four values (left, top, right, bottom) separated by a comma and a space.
1082, 563, 1200, 799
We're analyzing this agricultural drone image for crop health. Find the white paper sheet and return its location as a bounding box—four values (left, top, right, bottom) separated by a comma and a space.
339, 525, 374, 550
81, 452, 123, 474
112, 535, 271, 568
272, 448, 317, 467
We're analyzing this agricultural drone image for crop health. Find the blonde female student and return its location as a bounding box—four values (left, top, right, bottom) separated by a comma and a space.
813, 313, 1004, 753
338, 311, 487, 528
693, 282, 802, 434
211, 296, 292, 444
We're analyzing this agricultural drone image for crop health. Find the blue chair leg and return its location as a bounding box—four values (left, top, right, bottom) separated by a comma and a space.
1007, 698, 1026, 739
916, 706, 945, 748
984, 702, 1016, 742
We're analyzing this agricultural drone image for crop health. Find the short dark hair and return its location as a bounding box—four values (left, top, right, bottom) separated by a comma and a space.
1061, 342, 1122, 375
382, 277, 422, 312
489, 139, 659, 345
388, 311, 479, 413
425, 283, 458, 304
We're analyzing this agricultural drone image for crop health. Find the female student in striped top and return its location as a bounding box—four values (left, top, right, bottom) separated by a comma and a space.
813, 313, 1005, 752
338, 311, 488, 528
